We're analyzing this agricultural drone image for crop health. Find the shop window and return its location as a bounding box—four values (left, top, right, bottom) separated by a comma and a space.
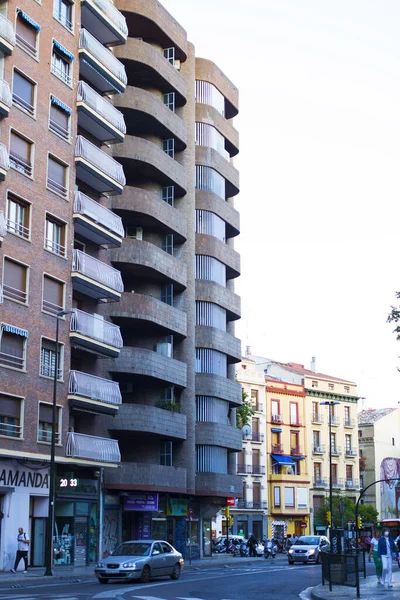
42, 275, 65, 315
0, 394, 22, 438
3, 257, 28, 303
38, 402, 61, 443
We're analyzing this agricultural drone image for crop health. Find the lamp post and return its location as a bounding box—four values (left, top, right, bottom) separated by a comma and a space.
44, 309, 74, 576
320, 401, 340, 547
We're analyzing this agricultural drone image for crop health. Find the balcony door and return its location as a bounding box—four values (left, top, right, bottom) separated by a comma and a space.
253, 482, 261, 508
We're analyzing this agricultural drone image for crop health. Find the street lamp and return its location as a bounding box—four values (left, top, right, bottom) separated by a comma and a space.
320, 400, 340, 547
44, 309, 74, 576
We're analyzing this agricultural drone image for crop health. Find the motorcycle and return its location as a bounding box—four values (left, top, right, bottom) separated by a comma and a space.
240, 541, 249, 557
264, 539, 277, 559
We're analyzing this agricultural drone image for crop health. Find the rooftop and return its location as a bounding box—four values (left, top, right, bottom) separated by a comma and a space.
358, 408, 396, 425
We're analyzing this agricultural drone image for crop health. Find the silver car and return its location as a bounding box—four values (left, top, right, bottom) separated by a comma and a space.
287, 535, 330, 564
95, 540, 184, 584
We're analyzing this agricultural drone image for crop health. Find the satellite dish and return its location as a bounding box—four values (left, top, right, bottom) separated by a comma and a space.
242, 424, 252, 437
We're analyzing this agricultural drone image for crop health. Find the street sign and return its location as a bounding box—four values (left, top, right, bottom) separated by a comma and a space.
226, 497, 235, 506
188, 509, 194, 521
300, 521, 307, 528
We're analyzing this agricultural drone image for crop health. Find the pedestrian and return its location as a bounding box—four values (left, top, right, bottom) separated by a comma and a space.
10, 527, 30, 573
368, 529, 382, 584
247, 533, 257, 557
364, 533, 371, 553
285, 534, 293, 552
378, 528, 396, 587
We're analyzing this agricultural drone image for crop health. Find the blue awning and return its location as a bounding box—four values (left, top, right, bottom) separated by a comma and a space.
80, 58, 122, 93
18, 10, 40, 31
271, 427, 282, 433
51, 95, 72, 115
271, 454, 295, 466
291, 456, 306, 461
53, 40, 74, 61
1, 324, 29, 338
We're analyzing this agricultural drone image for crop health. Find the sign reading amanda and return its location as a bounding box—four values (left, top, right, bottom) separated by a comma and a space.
0, 467, 49, 489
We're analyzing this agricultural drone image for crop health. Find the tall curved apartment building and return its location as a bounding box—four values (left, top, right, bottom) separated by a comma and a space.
0, 0, 241, 565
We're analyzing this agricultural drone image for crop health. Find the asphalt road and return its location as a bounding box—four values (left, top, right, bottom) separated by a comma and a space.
0, 557, 376, 600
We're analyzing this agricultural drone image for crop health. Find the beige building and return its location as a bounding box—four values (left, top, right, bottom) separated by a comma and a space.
358, 408, 400, 519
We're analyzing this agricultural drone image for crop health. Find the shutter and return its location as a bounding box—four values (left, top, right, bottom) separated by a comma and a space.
43, 277, 63, 309
13, 72, 33, 105
1, 332, 23, 358
253, 483, 261, 503
48, 157, 65, 186
0, 396, 20, 418
50, 104, 69, 129
39, 403, 53, 423
4, 259, 26, 290
16, 17, 36, 46
10, 133, 30, 162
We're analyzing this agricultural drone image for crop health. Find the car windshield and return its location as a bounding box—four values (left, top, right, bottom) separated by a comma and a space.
295, 536, 320, 546
112, 542, 151, 556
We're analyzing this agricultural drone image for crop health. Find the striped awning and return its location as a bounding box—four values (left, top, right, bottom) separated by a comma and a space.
53, 40, 74, 60
18, 10, 40, 30
1, 323, 28, 337
51, 95, 72, 115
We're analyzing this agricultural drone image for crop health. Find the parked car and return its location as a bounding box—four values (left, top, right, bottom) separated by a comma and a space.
95, 540, 184, 584
287, 535, 330, 564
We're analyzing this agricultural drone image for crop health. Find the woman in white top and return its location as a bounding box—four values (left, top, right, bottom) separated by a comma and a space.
368, 530, 382, 584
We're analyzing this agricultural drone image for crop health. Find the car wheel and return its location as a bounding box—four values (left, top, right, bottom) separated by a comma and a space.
170, 563, 181, 580
288, 560, 294, 565
98, 578, 108, 584
140, 565, 151, 583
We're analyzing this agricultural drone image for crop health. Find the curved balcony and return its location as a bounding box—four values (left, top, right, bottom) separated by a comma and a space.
196, 103, 239, 157
105, 461, 186, 492
195, 58, 238, 119
66, 431, 120, 465
75, 136, 126, 195
109, 292, 187, 338
81, 0, 128, 46
73, 191, 124, 246
112, 135, 186, 197
109, 403, 187, 440
70, 309, 123, 358
0, 14, 15, 57
196, 235, 240, 279
77, 81, 126, 144
0, 142, 9, 181
107, 346, 187, 388
195, 280, 241, 321
195, 373, 241, 406
0, 78, 11, 118
196, 422, 242, 452
72, 249, 124, 301
196, 146, 239, 198
79, 28, 127, 94
118, 0, 187, 61
196, 472, 241, 498
111, 239, 187, 290
115, 38, 187, 106
114, 86, 187, 150
68, 370, 121, 415
111, 187, 187, 242
196, 190, 239, 239
195, 327, 241, 363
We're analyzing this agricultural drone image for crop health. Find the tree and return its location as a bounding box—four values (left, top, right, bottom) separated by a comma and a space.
315, 495, 378, 527
236, 389, 255, 428
358, 503, 379, 524
387, 293, 400, 344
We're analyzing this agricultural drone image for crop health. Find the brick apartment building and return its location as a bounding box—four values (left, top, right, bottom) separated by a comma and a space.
0, 0, 241, 568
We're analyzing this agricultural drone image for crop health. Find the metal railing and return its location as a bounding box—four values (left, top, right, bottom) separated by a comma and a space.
330, 416, 340, 426
66, 431, 121, 463
38, 428, 61, 444
235, 500, 268, 510
47, 176, 68, 198
345, 479, 359, 489
290, 446, 302, 455
0, 78, 11, 109
344, 418, 355, 428
345, 448, 357, 457
250, 465, 265, 475
236, 463, 251, 474
79, 28, 127, 86
0, 143, 9, 172
332, 477, 344, 488
72, 249, 123, 293
51, 61, 72, 86
271, 444, 283, 454
253, 403, 264, 412
70, 308, 123, 349
69, 370, 122, 406
312, 414, 324, 424
250, 433, 264, 443
312, 444, 325, 454
0, 421, 22, 438
331, 446, 341, 456
10, 151, 31, 177
75, 135, 126, 186
49, 118, 69, 140
45, 237, 66, 257
78, 81, 126, 136
42, 298, 64, 317
0, 14, 16, 47
53, 9, 73, 32
0, 210, 6, 237
7, 217, 29, 239
313, 477, 328, 487
90, 0, 128, 37
16, 33, 37, 58
3, 283, 27, 303
0, 350, 24, 369
74, 190, 124, 237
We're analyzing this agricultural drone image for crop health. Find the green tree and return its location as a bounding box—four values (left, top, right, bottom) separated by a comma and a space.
358, 503, 379, 524
236, 389, 255, 427
387, 293, 400, 343
315, 495, 378, 527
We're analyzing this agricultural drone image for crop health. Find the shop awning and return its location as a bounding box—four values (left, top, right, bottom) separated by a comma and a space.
291, 456, 306, 461
271, 454, 295, 466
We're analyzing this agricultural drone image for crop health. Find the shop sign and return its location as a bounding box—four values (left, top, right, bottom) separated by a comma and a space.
124, 493, 158, 511
56, 477, 98, 495
0, 467, 48, 489
166, 498, 187, 516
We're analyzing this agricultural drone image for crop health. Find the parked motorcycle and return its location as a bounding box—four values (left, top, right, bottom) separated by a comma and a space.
264, 539, 277, 559
240, 541, 249, 557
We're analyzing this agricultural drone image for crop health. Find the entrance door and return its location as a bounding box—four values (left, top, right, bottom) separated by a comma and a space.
32, 518, 46, 566
75, 516, 88, 566
295, 520, 303, 536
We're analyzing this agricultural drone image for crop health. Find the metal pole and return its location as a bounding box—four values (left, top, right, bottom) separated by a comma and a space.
328, 403, 333, 548
189, 519, 192, 565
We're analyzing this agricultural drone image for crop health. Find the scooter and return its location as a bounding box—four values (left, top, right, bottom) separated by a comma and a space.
264, 539, 277, 559
240, 541, 249, 557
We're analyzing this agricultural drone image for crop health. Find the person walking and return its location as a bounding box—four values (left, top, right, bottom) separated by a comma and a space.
247, 533, 257, 557
10, 527, 30, 573
378, 528, 396, 587
368, 530, 382, 584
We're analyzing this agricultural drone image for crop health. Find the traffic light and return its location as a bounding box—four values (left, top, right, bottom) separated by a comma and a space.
224, 506, 230, 518
326, 511, 332, 527
357, 516, 362, 529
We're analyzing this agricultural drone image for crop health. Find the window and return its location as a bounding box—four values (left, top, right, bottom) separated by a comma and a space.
314, 463, 322, 482
42, 275, 64, 315
346, 464, 353, 483
274, 486, 281, 507
311, 380, 318, 388
0, 327, 27, 370
162, 138, 174, 158
297, 488, 308, 509
313, 430, 320, 450
52, 42, 73, 86
330, 432, 337, 453
47, 155, 68, 197
291, 431, 299, 454
0, 394, 22, 438
195, 210, 226, 242
344, 386, 350, 393
312, 402, 320, 422
195, 255, 226, 286
38, 402, 61, 443
162, 234, 174, 255
196, 301, 226, 331
332, 464, 338, 480
3, 257, 28, 303
49, 97, 71, 140
10, 131, 33, 177
290, 402, 299, 425
195, 348, 227, 376
161, 283, 173, 306
6, 193, 30, 239
45, 215, 66, 257
160, 440, 172, 466
344, 406, 351, 425
40, 338, 63, 379
155, 335, 173, 358
164, 92, 175, 112
162, 186, 174, 206
195, 165, 225, 199
271, 400, 280, 422
12, 70, 35, 116
53, 0, 73, 31
16, 11, 39, 58
345, 435, 352, 453
163, 47, 175, 64
284, 487, 295, 508
328, 383, 334, 390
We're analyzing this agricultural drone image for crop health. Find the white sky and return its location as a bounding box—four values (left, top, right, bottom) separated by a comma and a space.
160, 0, 400, 408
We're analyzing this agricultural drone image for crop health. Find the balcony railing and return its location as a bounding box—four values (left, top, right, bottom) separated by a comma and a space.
0, 210, 6, 237
70, 308, 123, 349
0, 421, 22, 438
312, 444, 325, 454
250, 465, 265, 475
235, 500, 268, 510
75, 135, 126, 187
9, 151, 31, 177
344, 418, 355, 428
312, 414, 323, 424
77, 81, 126, 137
74, 191, 124, 237
0, 14, 16, 51
313, 478, 328, 488
69, 370, 122, 406
332, 478, 344, 488
53, 8, 73, 31
250, 433, 264, 443
290, 446, 302, 455
271, 414, 282, 423
38, 428, 61, 444
271, 444, 283, 454
89, 0, 128, 38
236, 464, 251, 474
72, 249, 124, 294
330, 416, 339, 426
252, 403, 264, 413
0, 142, 9, 175
331, 446, 341, 456
345, 448, 357, 457
79, 28, 127, 86
66, 431, 121, 463
345, 479, 359, 489
0, 78, 11, 110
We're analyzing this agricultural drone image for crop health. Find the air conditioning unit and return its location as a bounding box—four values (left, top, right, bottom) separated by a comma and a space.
126, 226, 143, 240
173, 59, 181, 71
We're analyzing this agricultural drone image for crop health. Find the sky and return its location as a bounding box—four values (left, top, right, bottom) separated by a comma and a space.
161, 0, 400, 409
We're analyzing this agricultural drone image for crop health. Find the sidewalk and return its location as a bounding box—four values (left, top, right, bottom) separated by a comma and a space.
310, 566, 400, 600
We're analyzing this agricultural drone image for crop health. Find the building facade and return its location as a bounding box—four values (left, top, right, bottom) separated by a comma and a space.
0, 0, 241, 569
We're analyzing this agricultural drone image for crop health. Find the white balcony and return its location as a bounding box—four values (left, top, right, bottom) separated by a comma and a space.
77, 81, 126, 144
78, 28, 127, 94
70, 308, 123, 357
74, 191, 123, 247
66, 431, 121, 464
0, 14, 15, 56
0, 78, 11, 117
75, 135, 125, 194
69, 370, 121, 414
0, 210, 6, 241
72, 248, 124, 301
81, 0, 128, 46
0, 142, 9, 180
